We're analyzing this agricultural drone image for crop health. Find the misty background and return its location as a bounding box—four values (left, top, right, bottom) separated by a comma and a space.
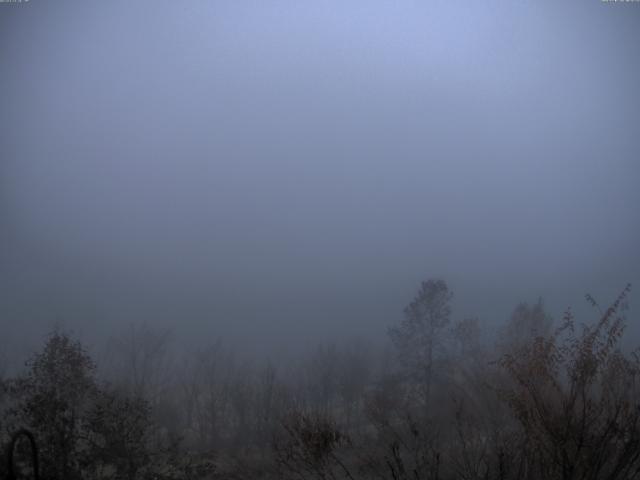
1, 0, 639, 364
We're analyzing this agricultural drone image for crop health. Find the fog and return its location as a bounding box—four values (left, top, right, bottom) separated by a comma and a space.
1, 0, 639, 359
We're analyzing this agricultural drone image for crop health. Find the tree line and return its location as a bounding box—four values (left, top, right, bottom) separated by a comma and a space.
1, 280, 638, 480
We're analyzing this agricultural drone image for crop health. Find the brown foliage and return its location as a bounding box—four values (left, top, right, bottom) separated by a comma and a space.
498, 284, 640, 480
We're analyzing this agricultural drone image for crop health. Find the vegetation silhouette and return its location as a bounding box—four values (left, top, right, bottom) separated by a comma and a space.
1, 282, 637, 479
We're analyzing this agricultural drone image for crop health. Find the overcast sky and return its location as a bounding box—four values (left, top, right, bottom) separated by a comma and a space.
1, 0, 639, 357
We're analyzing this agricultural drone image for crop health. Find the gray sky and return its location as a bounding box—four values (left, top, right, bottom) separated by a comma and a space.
1, 0, 639, 356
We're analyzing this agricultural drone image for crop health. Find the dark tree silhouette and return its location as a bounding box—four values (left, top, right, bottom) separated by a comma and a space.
389, 279, 453, 409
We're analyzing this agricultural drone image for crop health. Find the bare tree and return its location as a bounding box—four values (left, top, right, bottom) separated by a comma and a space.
498, 298, 553, 354
306, 344, 340, 416
105, 324, 174, 403
337, 340, 371, 432
389, 279, 452, 409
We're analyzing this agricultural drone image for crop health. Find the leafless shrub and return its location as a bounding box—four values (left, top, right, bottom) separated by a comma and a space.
498, 284, 640, 480
273, 409, 355, 480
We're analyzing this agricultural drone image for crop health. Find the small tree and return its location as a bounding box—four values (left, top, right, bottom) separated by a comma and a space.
6, 331, 97, 480
451, 317, 483, 359
389, 279, 453, 408
2, 331, 159, 480
498, 299, 553, 354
